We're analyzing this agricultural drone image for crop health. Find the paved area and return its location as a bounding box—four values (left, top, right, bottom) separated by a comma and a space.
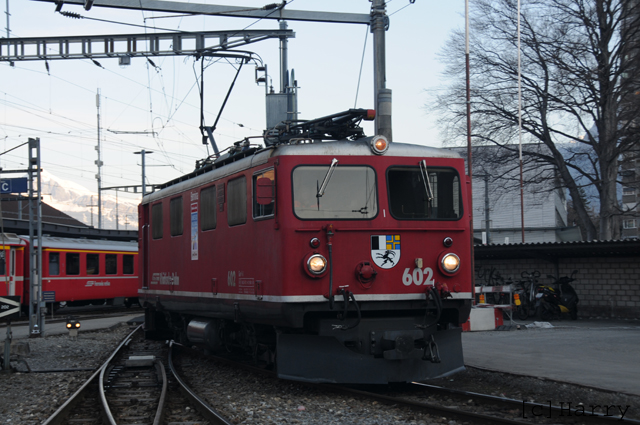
463, 319, 640, 396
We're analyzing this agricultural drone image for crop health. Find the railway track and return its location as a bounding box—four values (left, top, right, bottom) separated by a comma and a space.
9, 306, 143, 327
410, 382, 639, 424
38, 327, 638, 425
332, 382, 640, 425
170, 346, 639, 425
42, 326, 232, 425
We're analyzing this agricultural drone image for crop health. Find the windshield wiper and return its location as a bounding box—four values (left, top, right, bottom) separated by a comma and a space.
352, 206, 369, 215
316, 158, 339, 199
419, 160, 434, 202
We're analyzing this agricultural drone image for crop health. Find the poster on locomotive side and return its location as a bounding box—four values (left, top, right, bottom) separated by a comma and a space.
191, 201, 198, 260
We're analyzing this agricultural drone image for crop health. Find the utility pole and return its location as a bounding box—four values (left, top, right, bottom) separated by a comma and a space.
27, 137, 43, 337
134, 150, 153, 196
95, 89, 103, 229
115, 189, 119, 230
476, 174, 491, 245
484, 174, 490, 244
86, 194, 97, 227
465, 0, 476, 293
4, 0, 9, 38
371, 0, 392, 142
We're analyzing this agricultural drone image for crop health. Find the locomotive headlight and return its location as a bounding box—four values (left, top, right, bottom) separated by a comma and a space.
441, 253, 460, 274
370, 135, 389, 155
307, 254, 328, 275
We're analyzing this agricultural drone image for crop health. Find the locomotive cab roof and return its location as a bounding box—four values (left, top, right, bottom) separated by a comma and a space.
143, 136, 461, 205
143, 108, 461, 204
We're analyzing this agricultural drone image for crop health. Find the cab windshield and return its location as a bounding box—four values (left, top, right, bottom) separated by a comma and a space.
293, 165, 377, 219
387, 166, 462, 220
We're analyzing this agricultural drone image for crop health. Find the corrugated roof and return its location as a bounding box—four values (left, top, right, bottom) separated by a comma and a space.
475, 239, 640, 259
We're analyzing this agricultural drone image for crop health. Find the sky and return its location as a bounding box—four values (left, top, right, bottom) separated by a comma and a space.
0, 0, 465, 211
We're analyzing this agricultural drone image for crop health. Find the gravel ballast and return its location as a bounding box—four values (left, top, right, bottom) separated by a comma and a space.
1, 321, 639, 424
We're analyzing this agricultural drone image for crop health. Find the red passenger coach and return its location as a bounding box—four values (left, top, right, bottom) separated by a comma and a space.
139, 110, 473, 384
23, 237, 139, 309
0, 234, 27, 301
1, 234, 138, 310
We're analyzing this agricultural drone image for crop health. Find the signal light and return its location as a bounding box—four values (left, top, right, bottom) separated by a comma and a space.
370, 135, 389, 155
66, 319, 81, 329
66, 317, 81, 339
514, 293, 521, 306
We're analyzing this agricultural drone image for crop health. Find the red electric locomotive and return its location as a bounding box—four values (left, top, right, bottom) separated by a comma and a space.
139, 110, 473, 384
0, 234, 139, 310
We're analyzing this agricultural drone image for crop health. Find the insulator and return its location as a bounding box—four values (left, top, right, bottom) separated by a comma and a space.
60, 11, 82, 19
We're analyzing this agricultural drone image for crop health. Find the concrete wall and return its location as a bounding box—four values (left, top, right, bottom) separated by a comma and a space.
475, 256, 640, 319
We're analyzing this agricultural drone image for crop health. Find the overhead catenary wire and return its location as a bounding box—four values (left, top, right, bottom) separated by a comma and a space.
0, 0, 304, 212
3, 2, 293, 134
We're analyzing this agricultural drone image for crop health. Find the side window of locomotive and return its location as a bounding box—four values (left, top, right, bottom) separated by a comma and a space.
293, 166, 378, 219
152, 203, 163, 239
228, 176, 247, 226
253, 169, 275, 219
387, 167, 462, 220
105, 254, 117, 275
86, 253, 100, 275
201, 185, 217, 231
123, 255, 134, 275
49, 252, 60, 276
170, 197, 183, 236
66, 253, 80, 275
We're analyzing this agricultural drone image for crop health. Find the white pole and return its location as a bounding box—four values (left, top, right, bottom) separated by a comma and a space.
5, 0, 10, 38
96, 89, 103, 229
518, 0, 525, 243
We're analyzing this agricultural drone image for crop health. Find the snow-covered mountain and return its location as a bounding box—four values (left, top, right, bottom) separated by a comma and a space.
40, 170, 139, 230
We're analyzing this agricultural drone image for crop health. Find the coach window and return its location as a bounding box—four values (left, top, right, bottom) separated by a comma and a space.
49, 252, 60, 276
152, 203, 163, 239
66, 253, 80, 275
387, 166, 462, 220
253, 169, 275, 219
86, 253, 100, 275
170, 196, 183, 236
105, 254, 117, 275
228, 176, 247, 226
123, 254, 134, 275
0, 250, 5, 275
201, 185, 217, 231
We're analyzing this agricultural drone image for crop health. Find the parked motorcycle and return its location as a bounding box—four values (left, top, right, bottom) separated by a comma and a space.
535, 271, 579, 320
513, 271, 540, 320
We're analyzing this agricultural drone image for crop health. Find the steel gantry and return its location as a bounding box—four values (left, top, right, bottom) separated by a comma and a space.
19, 0, 393, 140
0, 29, 295, 63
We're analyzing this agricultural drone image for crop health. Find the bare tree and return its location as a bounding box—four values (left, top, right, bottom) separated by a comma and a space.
433, 0, 640, 240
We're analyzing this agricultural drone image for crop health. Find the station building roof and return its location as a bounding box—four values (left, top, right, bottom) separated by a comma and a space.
475, 239, 640, 260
